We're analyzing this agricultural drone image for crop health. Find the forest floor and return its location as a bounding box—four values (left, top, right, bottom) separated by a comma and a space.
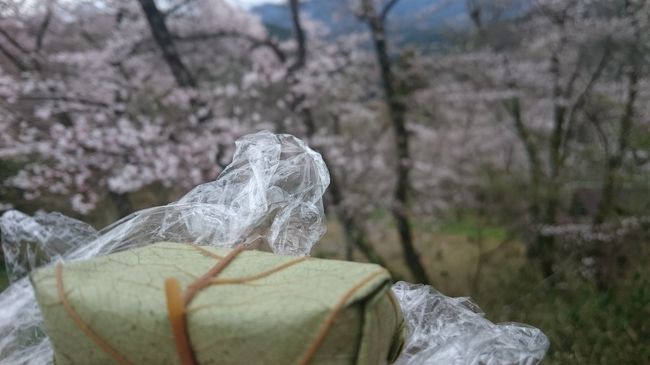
317, 216, 650, 365
1, 217, 647, 364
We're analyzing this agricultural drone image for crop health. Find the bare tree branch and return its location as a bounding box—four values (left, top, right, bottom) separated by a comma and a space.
466, 0, 482, 29
0, 27, 31, 55
35, 3, 53, 52
563, 52, 584, 98
0, 42, 28, 71
20, 95, 110, 108
163, 0, 197, 19
174, 32, 286, 63
584, 109, 610, 158
380, 0, 401, 21
137, 0, 196, 88
287, 0, 306, 73
560, 45, 610, 162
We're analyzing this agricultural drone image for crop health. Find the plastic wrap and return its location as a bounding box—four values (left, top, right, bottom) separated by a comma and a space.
391, 282, 549, 365
0, 131, 330, 364
0, 211, 99, 283
0, 131, 548, 365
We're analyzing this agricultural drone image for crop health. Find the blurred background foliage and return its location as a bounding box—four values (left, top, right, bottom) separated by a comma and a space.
1, 0, 649, 363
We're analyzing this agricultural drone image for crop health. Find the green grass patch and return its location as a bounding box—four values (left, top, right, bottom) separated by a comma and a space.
412, 214, 508, 242
435, 220, 507, 242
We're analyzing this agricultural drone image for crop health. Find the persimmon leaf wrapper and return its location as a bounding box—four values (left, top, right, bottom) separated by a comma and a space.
31, 242, 404, 365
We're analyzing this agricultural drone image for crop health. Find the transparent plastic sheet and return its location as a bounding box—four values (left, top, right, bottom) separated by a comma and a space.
0, 211, 99, 283
391, 282, 549, 365
0, 131, 548, 364
0, 131, 330, 364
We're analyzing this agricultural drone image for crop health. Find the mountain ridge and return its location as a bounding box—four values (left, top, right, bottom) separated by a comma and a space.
251, 0, 469, 42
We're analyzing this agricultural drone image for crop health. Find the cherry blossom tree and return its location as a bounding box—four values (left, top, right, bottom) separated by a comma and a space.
0, 0, 278, 216
1, 0, 649, 288
451, 0, 650, 277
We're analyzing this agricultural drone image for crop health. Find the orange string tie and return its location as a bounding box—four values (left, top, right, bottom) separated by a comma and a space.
56, 263, 135, 365
164, 245, 247, 365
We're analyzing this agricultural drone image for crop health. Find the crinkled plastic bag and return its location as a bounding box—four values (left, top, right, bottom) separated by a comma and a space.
0, 211, 99, 284
0, 131, 329, 364
391, 282, 549, 365
0, 131, 548, 365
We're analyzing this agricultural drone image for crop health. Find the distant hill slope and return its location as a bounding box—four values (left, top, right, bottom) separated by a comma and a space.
251, 0, 470, 43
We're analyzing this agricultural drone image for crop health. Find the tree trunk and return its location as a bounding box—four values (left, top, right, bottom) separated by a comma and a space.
286, 0, 390, 270
138, 0, 196, 88
527, 50, 565, 278
591, 0, 639, 290
507, 97, 542, 221
288, 0, 306, 73
302, 97, 389, 268
109, 191, 132, 219
593, 8, 639, 225
324, 150, 390, 268
0, 42, 28, 71
367, 17, 430, 284
505, 97, 549, 273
